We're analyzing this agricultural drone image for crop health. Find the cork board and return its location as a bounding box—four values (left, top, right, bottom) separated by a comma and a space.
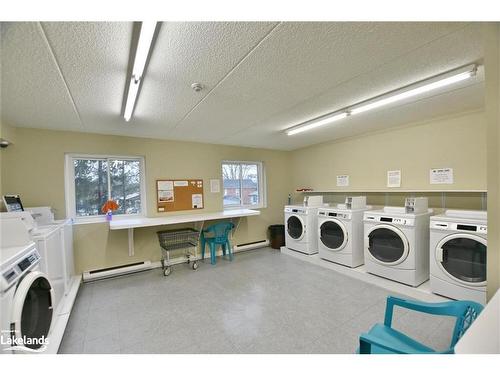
156, 179, 204, 212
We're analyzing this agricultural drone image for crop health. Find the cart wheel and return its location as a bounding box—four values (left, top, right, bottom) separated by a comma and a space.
192, 261, 198, 270
164, 267, 171, 276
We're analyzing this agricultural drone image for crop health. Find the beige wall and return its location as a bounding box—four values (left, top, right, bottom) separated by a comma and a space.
0, 122, 17, 199
290, 110, 486, 194
1, 128, 292, 273
485, 23, 500, 300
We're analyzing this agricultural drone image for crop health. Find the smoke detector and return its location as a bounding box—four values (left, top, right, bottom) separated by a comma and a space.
191, 83, 203, 92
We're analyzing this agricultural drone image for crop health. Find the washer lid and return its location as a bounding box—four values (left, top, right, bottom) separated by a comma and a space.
367, 224, 410, 266
436, 233, 487, 287
287, 214, 306, 240
10, 271, 54, 352
319, 219, 348, 251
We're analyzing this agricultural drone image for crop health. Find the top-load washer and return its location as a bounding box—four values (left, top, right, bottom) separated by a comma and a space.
430, 210, 487, 304
317, 196, 371, 267
363, 198, 433, 286
285, 204, 323, 254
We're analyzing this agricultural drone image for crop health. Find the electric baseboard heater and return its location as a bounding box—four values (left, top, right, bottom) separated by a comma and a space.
83, 261, 152, 282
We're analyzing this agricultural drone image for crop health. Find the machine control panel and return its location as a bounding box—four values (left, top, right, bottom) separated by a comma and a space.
285, 207, 306, 214
318, 211, 351, 220
364, 214, 415, 226
0, 248, 40, 292
431, 221, 487, 234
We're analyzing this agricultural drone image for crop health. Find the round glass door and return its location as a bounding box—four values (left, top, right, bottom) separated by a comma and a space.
438, 234, 487, 285
367, 225, 409, 265
287, 215, 304, 240
320, 220, 347, 250
12, 273, 53, 350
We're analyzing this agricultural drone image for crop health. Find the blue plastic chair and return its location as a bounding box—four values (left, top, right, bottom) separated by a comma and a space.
200, 222, 235, 265
358, 296, 483, 354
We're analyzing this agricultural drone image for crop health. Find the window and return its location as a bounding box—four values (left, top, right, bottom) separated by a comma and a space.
65, 155, 146, 221
222, 161, 266, 209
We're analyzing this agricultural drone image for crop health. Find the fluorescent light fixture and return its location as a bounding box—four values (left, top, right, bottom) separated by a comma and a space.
123, 21, 158, 122
124, 78, 140, 122
286, 112, 348, 136
284, 64, 477, 136
132, 22, 158, 80
350, 65, 477, 115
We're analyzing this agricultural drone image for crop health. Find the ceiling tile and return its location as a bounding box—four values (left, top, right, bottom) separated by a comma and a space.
1, 22, 83, 131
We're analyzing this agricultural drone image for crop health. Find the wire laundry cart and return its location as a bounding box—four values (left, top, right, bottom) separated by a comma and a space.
156, 228, 200, 276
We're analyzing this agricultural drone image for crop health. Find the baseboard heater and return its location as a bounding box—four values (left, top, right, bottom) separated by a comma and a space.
83, 261, 152, 282
233, 239, 269, 252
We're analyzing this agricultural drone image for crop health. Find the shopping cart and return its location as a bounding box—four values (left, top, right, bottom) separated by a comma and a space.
156, 228, 200, 276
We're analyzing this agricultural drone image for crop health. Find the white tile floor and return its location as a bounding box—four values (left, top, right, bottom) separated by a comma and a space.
59, 248, 454, 354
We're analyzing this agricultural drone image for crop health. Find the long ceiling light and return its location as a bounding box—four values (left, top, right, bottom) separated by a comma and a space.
124, 21, 158, 122
285, 64, 477, 136
286, 112, 348, 136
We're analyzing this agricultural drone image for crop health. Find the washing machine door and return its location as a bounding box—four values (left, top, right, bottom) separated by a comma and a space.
319, 219, 348, 251
436, 233, 487, 287
287, 215, 305, 241
367, 224, 409, 266
10, 271, 54, 352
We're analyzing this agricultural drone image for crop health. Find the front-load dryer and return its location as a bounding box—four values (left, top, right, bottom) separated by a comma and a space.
363, 198, 433, 287
318, 196, 371, 267
284, 205, 321, 254
1, 242, 54, 354
429, 210, 487, 304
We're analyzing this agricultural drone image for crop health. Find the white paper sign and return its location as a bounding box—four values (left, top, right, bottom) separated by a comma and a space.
174, 180, 188, 187
192, 194, 203, 208
158, 190, 174, 202
430, 168, 454, 184
336, 175, 349, 187
387, 170, 401, 188
210, 179, 220, 193
157, 181, 173, 190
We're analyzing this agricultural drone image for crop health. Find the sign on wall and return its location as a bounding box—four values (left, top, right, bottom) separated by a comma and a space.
430, 168, 454, 184
336, 175, 350, 187
387, 170, 401, 188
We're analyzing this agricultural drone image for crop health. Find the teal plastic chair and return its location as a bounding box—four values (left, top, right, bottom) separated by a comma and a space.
358, 296, 483, 354
200, 222, 235, 265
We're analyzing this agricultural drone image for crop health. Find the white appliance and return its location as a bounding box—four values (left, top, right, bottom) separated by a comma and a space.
284, 205, 322, 254
1, 219, 54, 354
429, 210, 487, 304
317, 196, 371, 267
363, 198, 433, 286
25, 207, 74, 295
0, 212, 67, 313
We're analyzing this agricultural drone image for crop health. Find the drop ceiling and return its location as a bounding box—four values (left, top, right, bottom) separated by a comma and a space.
0, 22, 484, 150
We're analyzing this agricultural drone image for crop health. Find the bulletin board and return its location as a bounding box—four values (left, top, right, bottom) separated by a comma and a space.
156, 179, 204, 212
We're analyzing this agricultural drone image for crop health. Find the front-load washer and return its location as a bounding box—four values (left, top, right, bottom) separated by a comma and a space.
363, 198, 433, 286
0, 212, 65, 313
318, 196, 371, 267
284, 205, 322, 254
1, 242, 54, 354
429, 210, 487, 304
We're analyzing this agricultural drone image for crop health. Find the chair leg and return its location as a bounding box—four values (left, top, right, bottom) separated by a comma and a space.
227, 240, 233, 261
209, 242, 216, 265
200, 236, 206, 260
221, 243, 226, 256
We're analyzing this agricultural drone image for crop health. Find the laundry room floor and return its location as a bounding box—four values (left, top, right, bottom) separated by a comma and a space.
59, 248, 455, 354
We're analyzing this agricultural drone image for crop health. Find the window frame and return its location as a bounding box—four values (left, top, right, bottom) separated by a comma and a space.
65, 154, 147, 223
221, 160, 267, 210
